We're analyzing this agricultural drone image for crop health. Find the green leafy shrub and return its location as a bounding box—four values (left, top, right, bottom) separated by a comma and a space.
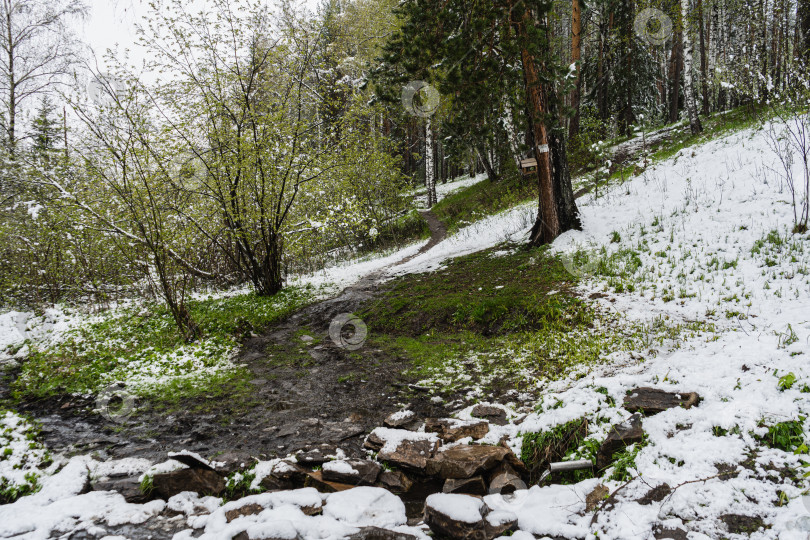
759, 419, 807, 452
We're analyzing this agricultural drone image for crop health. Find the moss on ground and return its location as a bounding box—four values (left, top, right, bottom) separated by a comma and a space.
432, 173, 537, 234
362, 244, 711, 400
11, 286, 319, 403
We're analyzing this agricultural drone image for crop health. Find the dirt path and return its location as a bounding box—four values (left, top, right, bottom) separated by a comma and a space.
7, 211, 450, 463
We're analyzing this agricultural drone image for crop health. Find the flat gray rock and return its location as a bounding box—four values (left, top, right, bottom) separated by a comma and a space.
623, 387, 700, 415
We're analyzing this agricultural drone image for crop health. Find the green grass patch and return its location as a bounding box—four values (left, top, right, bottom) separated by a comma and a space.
363, 244, 711, 399
0, 409, 51, 504
12, 286, 318, 401
432, 173, 536, 234
520, 418, 591, 484
363, 245, 575, 336
363, 209, 431, 252
606, 437, 648, 481
223, 469, 261, 501
758, 419, 807, 453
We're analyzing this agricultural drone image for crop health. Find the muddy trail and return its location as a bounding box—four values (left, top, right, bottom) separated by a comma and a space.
2, 211, 451, 465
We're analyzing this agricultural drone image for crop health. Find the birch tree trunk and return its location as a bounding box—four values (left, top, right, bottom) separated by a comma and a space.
503, 102, 523, 169
698, 0, 710, 115
681, 0, 703, 134
425, 117, 437, 207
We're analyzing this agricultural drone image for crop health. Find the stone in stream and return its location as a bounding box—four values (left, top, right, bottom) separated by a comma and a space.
304, 470, 356, 493
152, 468, 226, 499
259, 460, 307, 490
595, 413, 645, 471
426, 445, 511, 479
470, 404, 509, 426
377, 470, 414, 493
424, 418, 489, 442
322, 422, 366, 443
638, 483, 672, 505
623, 387, 700, 416
586, 484, 610, 512
230, 532, 290, 540
297, 443, 340, 466
211, 451, 258, 476
167, 451, 217, 471
91, 475, 150, 503
383, 410, 422, 431
347, 527, 419, 540
225, 502, 265, 522
364, 428, 441, 472
487, 462, 527, 495
652, 525, 690, 540
321, 459, 382, 485
442, 476, 487, 496
424, 493, 517, 540
379, 439, 440, 471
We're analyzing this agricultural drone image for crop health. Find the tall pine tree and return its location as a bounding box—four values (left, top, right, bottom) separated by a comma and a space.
377, 0, 580, 245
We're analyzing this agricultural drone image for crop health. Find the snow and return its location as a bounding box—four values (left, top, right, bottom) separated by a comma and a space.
3, 119, 810, 538
470, 120, 810, 537
322, 460, 359, 476
0, 307, 89, 364
392, 201, 534, 275
366, 427, 440, 454
387, 409, 415, 422
168, 450, 217, 468
0, 410, 56, 502
425, 493, 485, 523
486, 509, 518, 527
250, 458, 293, 490
288, 238, 428, 293
323, 487, 407, 528
485, 483, 597, 538
412, 172, 488, 207
90, 457, 153, 479
175, 487, 419, 539
0, 456, 166, 539
166, 491, 221, 516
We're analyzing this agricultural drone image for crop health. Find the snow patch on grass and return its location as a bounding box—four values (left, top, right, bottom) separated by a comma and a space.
0, 410, 55, 503
490, 120, 810, 538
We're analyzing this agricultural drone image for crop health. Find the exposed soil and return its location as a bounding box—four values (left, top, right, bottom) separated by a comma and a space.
3, 211, 452, 464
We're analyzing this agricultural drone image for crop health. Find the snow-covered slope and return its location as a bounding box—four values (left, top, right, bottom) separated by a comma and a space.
2, 121, 810, 539
472, 121, 810, 538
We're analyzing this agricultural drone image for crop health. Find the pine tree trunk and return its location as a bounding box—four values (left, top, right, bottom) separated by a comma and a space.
516, 9, 559, 244
801, 0, 810, 61
515, 7, 580, 246
682, 0, 703, 133
425, 117, 437, 207
569, 0, 582, 138
760, 0, 769, 99
618, 0, 636, 137
477, 144, 498, 183
669, 31, 683, 123
597, 17, 610, 123
548, 96, 581, 234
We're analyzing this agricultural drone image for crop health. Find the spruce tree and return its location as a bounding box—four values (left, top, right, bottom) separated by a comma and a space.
30, 97, 61, 160
377, 0, 581, 245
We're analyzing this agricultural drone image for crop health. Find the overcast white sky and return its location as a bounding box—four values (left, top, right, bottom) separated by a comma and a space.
79, 0, 321, 69
81, 1, 142, 67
